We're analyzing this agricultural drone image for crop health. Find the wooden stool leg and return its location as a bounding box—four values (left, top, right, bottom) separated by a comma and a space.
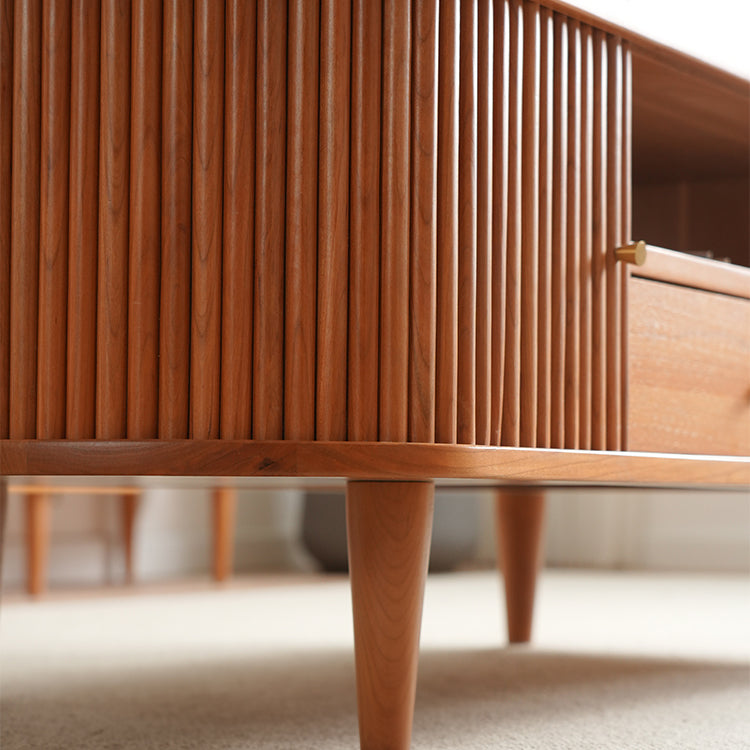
26, 492, 51, 596
121, 492, 140, 584
346, 480, 434, 750
495, 489, 546, 644
212, 487, 236, 582
0, 480, 7, 590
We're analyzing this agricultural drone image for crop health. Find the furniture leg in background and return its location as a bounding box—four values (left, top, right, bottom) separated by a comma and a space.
26, 492, 51, 596
495, 489, 546, 643
212, 487, 236, 582
346, 481, 434, 750
19, 487, 142, 595
0, 479, 7, 588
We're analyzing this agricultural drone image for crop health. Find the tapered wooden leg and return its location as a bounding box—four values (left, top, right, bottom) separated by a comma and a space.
0, 479, 7, 591
346, 480, 434, 750
121, 491, 140, 584
495, 489, 546, 644
212, 487, 236, 582
26, 492, 51, 596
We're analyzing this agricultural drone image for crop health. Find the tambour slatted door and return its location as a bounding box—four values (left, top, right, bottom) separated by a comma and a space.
1, 0, 630, 450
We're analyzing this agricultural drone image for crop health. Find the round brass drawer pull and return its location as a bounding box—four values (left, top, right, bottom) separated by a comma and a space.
615, 240, 647, 266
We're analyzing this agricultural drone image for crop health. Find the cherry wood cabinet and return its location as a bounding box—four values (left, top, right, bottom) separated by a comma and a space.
1, 1, 748, 748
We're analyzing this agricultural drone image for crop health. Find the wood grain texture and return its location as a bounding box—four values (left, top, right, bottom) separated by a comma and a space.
628, 278, 750, 457
10, 0, 41, 439
349, 0, 381, 442
457, 0, 477, 446
475, 0, 492, 447
564, 19, 581, 449
347, 480, 434, 750
379, 0, 411, 443
519, 0, 539, 448
190, 0, 223, 440
128, 0, 162, 440
285, 0, 319, 442
409, 0, 438, 444
212, 487, 236, 581
490, 0, 509, 446
2, 439, 748, 487
605, 34, 623, 451
159, 0, 192, 439
253, 0, 286, 440
501, 0, 522, 447
590, 28, 606, 451
579, 24, 593, 450
495, 489, 545, 643
0, 0, 11, 440
435, 0, 459, 445
549, 12, 567, 449
536, 7, 553, 448
316, 0, 350, 441
37, 0, 70, 440
67, 0, 100, 439
221, 0, 255, 440
97, 0, 130, 440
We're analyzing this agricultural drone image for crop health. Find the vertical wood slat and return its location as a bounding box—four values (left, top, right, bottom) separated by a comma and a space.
435, 0, 459, 445
536, 6, 553, 448
500, 0, 522, 447
67, 0, 100, 439
11, 0, 42, 439
284, 0, 319, 441
221, 0, 255, 440
159, 0, 192, 439
564, 19, 581, 449
620, 41, 632, 451
190, 0, 223, 440
128, 0, 161, 439
549, 12, 567, 449
579, 24, 593, 449
408, 0, 438, 444
475, 0, 492, 446
253, 0, 286, 440
379, 0, 411, 443
97, 0, 130, 439
591, 29, 607, 451
457, 0, 477, 446
519, 0, 539, 448
349, 0, 381, 442
316, 0, 350, 441
38, 0, 71, 440
0, 0, 11, 439
490, 0, 509, 446
606, 34, 623, 451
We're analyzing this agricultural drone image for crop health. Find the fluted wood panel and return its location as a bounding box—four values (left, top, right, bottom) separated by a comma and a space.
67, 0, 99, 439
37, 0, 70, 441
4, 0, 630, 449
0, 0, 11, 439
128, 0, 161, 440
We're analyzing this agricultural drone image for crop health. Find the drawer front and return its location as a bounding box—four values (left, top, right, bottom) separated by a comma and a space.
628, 277, 750, 456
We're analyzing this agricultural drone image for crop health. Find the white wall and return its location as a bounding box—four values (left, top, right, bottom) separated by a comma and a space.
477, 488, 750, 572
2, 485, 748, 592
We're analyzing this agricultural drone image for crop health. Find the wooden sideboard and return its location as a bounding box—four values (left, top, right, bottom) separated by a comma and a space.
1, 1, 748, 748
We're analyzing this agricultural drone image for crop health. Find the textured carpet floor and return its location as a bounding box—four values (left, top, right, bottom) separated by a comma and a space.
1, 570, 749, 749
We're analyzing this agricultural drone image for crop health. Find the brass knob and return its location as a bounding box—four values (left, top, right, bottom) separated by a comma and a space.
615, 240, 647, 266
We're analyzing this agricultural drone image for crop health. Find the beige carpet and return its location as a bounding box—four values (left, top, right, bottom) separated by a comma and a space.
1, 570, 749, 749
